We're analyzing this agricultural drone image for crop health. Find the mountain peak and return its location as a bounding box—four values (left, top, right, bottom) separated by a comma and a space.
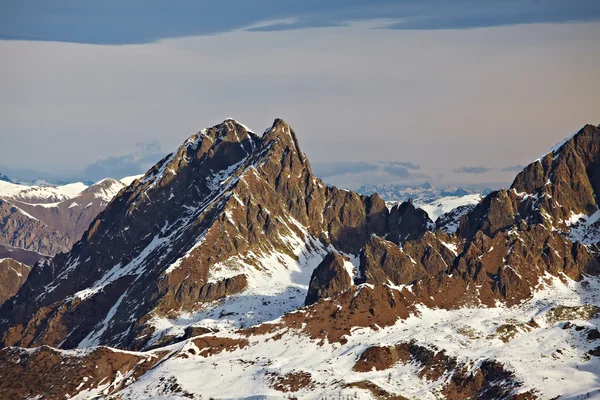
262, 118, 296, 143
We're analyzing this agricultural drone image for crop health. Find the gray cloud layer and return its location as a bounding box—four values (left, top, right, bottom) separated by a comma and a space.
501, 164, 526, 172
311, 161, 429, 189
82, 141, 166, 182
1, 1, 599, 44
453, 166, 492, 174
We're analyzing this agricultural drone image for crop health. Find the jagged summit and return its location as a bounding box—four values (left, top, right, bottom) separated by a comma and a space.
0, 118, 386, 350
1, 121, 600, 399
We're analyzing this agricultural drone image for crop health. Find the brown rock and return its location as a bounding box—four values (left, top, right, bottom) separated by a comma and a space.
305, 252, 352, 305
0, 258, 30, 306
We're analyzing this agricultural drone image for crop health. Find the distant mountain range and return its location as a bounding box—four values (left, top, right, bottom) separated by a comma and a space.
0, 176, 141, 257
357, 182, 494, 204
1, 121, 600, 399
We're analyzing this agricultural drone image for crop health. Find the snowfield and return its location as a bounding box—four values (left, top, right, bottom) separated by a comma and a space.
417, 194, 483, 222
106, 273, 600, 399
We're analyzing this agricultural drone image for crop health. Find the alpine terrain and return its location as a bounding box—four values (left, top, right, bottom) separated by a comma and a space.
1, 120, 600, 399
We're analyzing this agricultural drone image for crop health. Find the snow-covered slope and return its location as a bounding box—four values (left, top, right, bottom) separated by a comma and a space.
0, 178, 126, 205
0, 179, 87, 204
418, 194, 483, 222
112, 274, 600, 399
4, 273, 600, 399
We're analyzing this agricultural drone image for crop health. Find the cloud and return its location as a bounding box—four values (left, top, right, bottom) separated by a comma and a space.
383, 161, 420, 170
0, 165, 68, 184
81, 140, 166, 181
501, 164, 525, 172
453, 166, 492, 174
312, 161, 422, 179
310, 161, 429, 189
381, 165, 410, 177
311, 161, 379, 178
1, 0, 599, 44
0, 141, 166, 183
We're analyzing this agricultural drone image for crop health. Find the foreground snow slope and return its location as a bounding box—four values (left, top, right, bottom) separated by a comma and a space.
54, 274, 600, 399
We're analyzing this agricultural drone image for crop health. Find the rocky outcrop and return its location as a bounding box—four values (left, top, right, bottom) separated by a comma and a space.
194, 274, 248, 303
284, 284, 416, 343
460, 124, 600, 239
0, 346, 164, 400
353, 341, 530, 400
0, 258, 30, 306
359, 233, 456, 287
305, 252, 352, 305
386, 199, 433, 243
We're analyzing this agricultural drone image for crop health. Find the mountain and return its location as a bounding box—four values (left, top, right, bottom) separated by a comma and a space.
0, 173, 11, 183
357, 182, 492, 204
0, 118, 391, 350
1, 121, 600, 399
0, 178, 135, 256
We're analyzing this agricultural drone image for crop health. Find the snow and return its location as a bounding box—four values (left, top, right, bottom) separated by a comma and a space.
418, 194, 483, 222
112, 273, 600, 399
120, 175, 143, 186
567, 209, 600, 245
91, 179, 126, 203
440, 241, 458, 256
0, 180, 88, 203
147, 222, 332, 346
0, 178, 125, 206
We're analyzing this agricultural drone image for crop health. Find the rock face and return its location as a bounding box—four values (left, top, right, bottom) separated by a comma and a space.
2, 121, 599, 353
0, 179, 126, 256
353, 342, 530, 400
0, 199, 72, 255
460, 124, 600, 238
386, 199, 433, 243
0, 346, 163, 400
0, 258, 30, 306
0, 119, 393, 350
0, 120, 599, 399
305, 252, 352, 305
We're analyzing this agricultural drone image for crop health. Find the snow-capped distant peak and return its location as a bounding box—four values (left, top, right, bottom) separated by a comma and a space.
418, 194, 483, 222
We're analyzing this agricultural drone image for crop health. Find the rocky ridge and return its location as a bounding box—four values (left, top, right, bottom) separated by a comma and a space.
0, 178, 128, 256
0, 121, 599, 399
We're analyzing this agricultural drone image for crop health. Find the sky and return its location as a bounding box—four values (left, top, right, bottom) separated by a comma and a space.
1, 1, 599, 189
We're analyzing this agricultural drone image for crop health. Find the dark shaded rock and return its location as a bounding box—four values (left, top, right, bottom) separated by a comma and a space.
305, 252, 352, 305
387, 199, 433, 243
195, 274, 248, 302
